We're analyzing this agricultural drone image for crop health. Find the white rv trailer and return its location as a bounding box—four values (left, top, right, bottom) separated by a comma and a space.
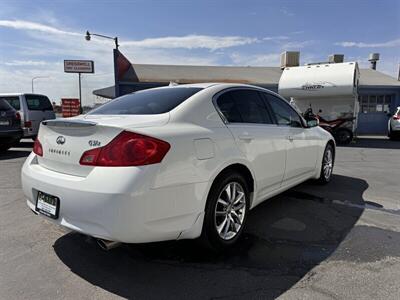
278, 62, 360, 131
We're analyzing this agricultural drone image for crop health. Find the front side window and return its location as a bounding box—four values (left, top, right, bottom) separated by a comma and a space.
216, 89, 273, 124
0, 96, 20, 110
25, 95, 53, 111
89, 87, 202, 115
265, 94, 303, 127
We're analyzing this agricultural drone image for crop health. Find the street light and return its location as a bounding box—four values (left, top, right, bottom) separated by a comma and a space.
85, 31, 119, 49
31, 76, 49, 93
85, 30, 120, 97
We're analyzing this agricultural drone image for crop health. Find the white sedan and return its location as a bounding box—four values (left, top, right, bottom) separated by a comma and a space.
21, 83, 335, 250
388, 106, 400, 140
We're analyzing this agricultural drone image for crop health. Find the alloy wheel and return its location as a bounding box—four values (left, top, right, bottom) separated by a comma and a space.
323, 148, 333, 180
214, 182, 246, 240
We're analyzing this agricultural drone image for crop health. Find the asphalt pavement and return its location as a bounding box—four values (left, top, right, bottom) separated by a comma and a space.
0, 137, 399, 300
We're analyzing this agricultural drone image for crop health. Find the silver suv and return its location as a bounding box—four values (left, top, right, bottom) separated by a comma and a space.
0, 93, 56, 140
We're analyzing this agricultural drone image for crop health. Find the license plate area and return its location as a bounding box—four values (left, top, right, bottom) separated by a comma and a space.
0, 120, 10, 126
36, 191, 59, 219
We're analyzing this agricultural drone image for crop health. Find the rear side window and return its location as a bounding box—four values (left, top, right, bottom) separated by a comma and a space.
216, 89, 273, 124
0, 99, 13, 111
89, 87, 203, 115
25, 95, 53, 111
0, 96, 20, 110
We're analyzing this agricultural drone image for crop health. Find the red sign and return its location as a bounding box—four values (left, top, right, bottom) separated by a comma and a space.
61, 98, 80, 118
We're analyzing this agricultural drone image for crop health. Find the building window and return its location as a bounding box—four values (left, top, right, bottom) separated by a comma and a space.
359, 94, 392, 113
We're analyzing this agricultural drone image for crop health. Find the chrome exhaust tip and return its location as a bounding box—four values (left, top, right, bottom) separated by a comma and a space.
96, 239, 121, 251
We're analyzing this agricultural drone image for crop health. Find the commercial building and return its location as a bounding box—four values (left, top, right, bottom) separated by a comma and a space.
93, 51, 400, 135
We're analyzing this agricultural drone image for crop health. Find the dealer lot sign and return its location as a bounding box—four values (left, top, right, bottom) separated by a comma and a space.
64, 60, 94, 73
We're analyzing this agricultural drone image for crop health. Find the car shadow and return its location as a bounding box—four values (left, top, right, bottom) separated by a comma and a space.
0, 149, 31, 160
14, 141, 34, 148
0, 140, 33, 160
53, 174, 367, 299
341, 137, 400, 150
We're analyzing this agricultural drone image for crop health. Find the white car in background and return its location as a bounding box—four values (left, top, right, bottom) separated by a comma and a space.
21, 83, 335, 251
388, 106, 400, 140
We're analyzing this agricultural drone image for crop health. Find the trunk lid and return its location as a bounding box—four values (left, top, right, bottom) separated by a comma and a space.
37, 114, 169, 176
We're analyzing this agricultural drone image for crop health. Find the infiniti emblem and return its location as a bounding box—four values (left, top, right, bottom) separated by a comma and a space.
0, 111, 5, 117
56, 136, 66, 145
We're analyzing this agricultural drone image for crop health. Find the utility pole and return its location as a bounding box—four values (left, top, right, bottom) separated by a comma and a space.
78, 73, 82, 113
64, 60, 94, 115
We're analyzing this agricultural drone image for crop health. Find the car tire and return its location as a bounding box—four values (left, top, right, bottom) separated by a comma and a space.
317, 144, 334, 184
388, 127, 398, 140
334, 128, 353, 145
201, 171, 250, 251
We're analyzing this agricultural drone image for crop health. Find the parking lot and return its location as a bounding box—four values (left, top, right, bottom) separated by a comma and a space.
0, 137, 399, 299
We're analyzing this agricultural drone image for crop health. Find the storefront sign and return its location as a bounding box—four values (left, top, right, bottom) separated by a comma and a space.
64, 60, 94, 73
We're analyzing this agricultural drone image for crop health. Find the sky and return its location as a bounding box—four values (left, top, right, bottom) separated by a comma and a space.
0, 0, 399, 106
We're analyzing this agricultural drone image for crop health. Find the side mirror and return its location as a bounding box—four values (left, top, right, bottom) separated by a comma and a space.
307, 118, 319, 128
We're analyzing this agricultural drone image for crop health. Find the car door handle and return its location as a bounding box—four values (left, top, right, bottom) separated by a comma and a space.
287, 135, 294, 142
238, 134, 254, 141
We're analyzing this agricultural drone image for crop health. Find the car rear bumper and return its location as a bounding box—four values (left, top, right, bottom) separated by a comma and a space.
22, 127, 37, 138
391, 124, 400, 132
21, 153, 207, 243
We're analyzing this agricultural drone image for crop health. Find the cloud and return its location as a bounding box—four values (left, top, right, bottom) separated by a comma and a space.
263, 36, 289, 41
230, 52, 280, 66
0, 19, 259, 51
281, 8, 294, 17
335, 38, 400, 48
0, 20, 79, 36
2, 60, 49, 66
123, 35, 258, 51
281, 40, 314, 49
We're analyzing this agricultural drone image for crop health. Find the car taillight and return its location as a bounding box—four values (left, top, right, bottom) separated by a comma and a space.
393, 116, 400, 120
24, 121, 32, 128
79, 131, 170, 167
33, 138, 43, 157
15, 112, 21, 121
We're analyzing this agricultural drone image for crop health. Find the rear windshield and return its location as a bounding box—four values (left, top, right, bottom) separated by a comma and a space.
89, 87, 203, 115
25, 95, 53, 111
0, 99, 13, 111
0, 96, 20, 110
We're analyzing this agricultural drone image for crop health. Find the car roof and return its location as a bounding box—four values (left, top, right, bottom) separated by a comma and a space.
160, 82, 267, 90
